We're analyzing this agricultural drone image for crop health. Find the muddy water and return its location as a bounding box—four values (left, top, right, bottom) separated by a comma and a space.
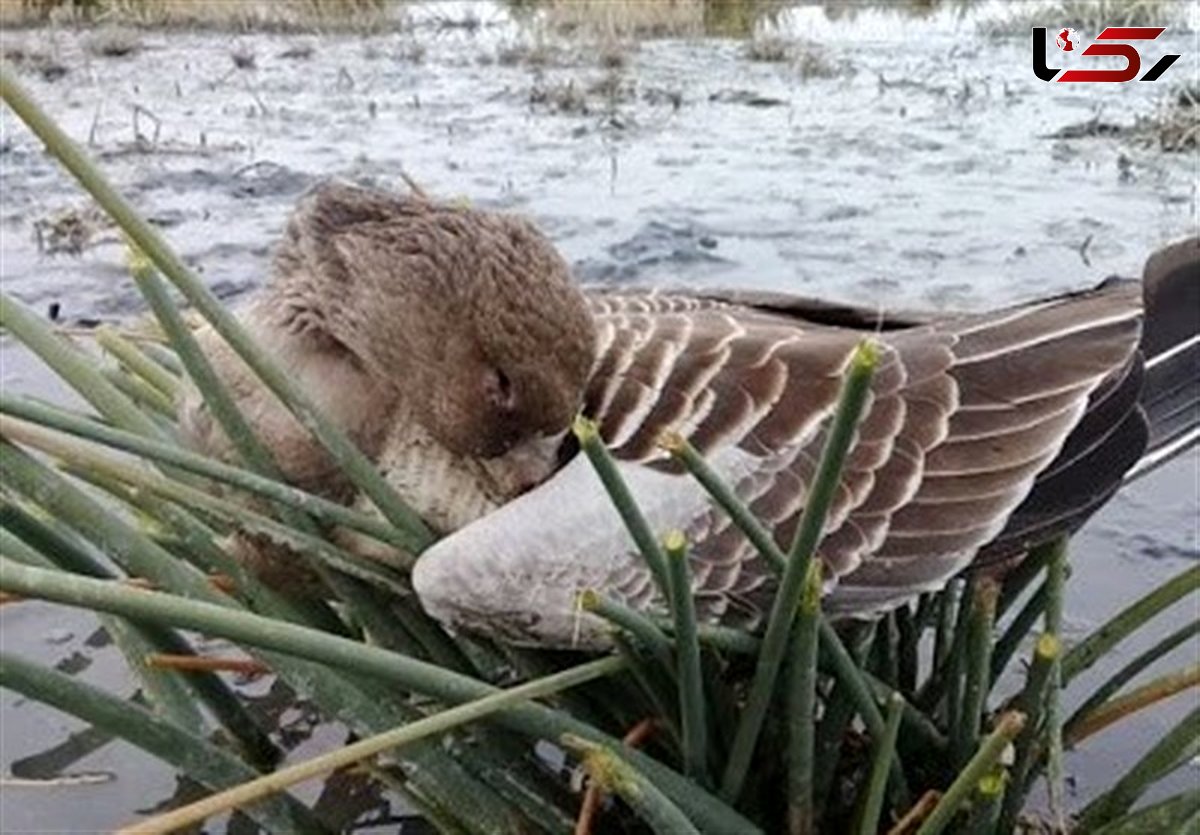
1, 1, 1197, 831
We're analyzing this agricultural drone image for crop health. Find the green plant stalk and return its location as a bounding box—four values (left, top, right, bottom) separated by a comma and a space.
1064, 664, 1200, 748
0, 448, 515, 828
954, 580, 999, 768
1063, 563, 1200, 684
1065, 619, 1200, 739
612, 635, 683, 750
0, 525, 206, 738
895, 603, 919, 694
562, 735, 702, 835
662, 432, 785, 574
579, 589, 675, 670
0, 653, 325, 835
996, 538, 1057, 619
664, 531, 708, 785
664, 433, 883, 734
1043, 536, 1068, 825
855, 693, 905, 835
0, 393, 415, 553
0, 559, 762, 834
991, 581, 1048, 685
573, 416, 669, 590
915, 711, 1026, 835
963, 766, 1005, 835
132, 265, 440, 661
0, 292, 167, 439
721, 340, 878, 803
813, 622, 875, 813
1076, 703, 1200, 831
0, 66, 432, 545
1089, 787, 1200, 835
786, 561, 823, 835
41, 449, 412, 593
658, 618, 763, 655
859, 670, 947, 753
102, 365, 176, 416
96, 324, 183, 399
138, 338, 186, 376
933, 580, 959, 672
94, 323, 182, 400
868, 612, 900, 688
119, 657, 624, 835
0, 454, 280, 765
3, 418, 412, 591
998, 633, 1060, 835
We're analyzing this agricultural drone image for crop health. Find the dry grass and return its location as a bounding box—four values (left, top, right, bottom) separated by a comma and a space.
977, 0, 1192, 38
0, 0, 402, 32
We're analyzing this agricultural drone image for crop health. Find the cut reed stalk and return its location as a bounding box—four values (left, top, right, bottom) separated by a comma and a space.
0, 653, 324, 835
663, 531, 708, 785
579, 589, 675, 669
0, 559, 760, 833
562, 735, 702, 835
721, 340, 878, 804
1063, 563, 1200, 685
1064, 663, 1200, 747
915, 711, 1026, 835
786, 561, 823, 835
1076, 702, 1200, 830
118, 657, 624, 835
1065, 619, 1200, 739
857, 692, 906, 835
573, 416, 668, 590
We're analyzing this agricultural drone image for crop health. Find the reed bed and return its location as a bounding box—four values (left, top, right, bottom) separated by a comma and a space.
1, 64, 1197, 835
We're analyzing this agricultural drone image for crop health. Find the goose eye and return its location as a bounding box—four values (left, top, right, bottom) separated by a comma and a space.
485, 367, 517, 411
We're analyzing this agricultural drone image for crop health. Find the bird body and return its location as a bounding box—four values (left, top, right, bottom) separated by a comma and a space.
180, 182, 1198, 648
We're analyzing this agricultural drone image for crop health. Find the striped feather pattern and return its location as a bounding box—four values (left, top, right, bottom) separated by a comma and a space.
415, 280, 1147, 643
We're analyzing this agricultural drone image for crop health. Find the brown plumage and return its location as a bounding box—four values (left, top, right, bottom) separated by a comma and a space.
180, 181, 1197, 647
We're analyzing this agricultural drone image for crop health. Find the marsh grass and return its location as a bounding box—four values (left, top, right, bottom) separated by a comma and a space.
1, 0, 401, 33
1, 64, 1198, 835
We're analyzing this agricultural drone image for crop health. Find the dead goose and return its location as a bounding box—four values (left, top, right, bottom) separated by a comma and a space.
182, 182, 1198, 647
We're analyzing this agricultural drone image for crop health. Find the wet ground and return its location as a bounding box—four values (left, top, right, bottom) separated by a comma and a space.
1, 1, 1197, 831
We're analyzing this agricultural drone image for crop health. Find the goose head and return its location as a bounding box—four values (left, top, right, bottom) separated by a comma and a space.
270, 182, 597, 462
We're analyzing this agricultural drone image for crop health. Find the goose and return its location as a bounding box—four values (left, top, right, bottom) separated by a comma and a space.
182, 182, 1199, 647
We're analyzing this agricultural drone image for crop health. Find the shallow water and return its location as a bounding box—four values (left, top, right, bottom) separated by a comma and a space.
1, 1, 1197, 831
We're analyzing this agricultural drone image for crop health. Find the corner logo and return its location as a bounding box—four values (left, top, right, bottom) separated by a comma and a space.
1033, 26, 1180, 82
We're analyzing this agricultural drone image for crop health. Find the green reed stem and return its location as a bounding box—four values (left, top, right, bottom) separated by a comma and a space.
0, 292, 166, 439
562, 735, 702, 835
954, 580, 999, 768
579, 589, 675, 669
663, 432, 886, 745
662, 432, 785, 573
1076, 702, 1200, 831
0, 66, 432, 544
998, 633, 1060, 835
573, 416, 669, 591
102, 366, 176, 416
1065, 619, 1200, 740
1042, 536, 1068, 826
121, 657, 622, 835
916, 711, 1026, 835
1089, 787, 1200, 835
991, 580, 1048, 685
0, 394, 417, 553
96, 324, 183, 400
0, 654, 325, 835
786, 561, 823, 835
664, 531, 708, 785
1063, 563, 1200, 685
0, 559, 761, 833
856, 692, 905, 835
721, 340, 878, 804
1065, 664, 1200, 748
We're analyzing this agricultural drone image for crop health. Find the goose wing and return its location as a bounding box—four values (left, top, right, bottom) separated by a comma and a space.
413, 282, 1143, 646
